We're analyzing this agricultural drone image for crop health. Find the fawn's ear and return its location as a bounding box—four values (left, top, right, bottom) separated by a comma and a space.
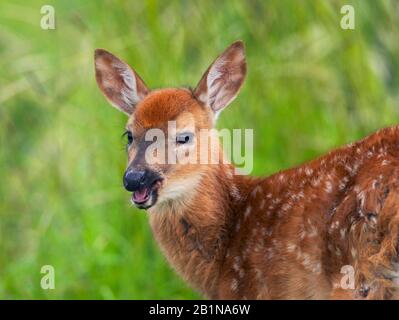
94, 49, 149, 115
194, 41, 246, 116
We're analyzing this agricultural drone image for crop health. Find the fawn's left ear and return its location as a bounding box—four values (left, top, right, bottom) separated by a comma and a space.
94, 49, 149, 115
194, 41, 247, 117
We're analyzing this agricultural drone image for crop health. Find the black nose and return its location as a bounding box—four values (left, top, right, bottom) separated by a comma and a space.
123, 169, 145, 192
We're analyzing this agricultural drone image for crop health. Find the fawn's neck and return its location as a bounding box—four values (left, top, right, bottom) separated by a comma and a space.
148, 164, 254, 297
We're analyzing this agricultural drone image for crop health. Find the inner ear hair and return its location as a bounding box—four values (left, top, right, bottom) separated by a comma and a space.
94, 49, 149, 115
194, 40, 247, 115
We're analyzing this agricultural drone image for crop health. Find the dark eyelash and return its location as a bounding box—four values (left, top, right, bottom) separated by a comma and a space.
123, 130, 134, 147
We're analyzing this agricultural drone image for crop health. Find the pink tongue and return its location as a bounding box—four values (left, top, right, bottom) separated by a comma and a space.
133, 188, 149, 203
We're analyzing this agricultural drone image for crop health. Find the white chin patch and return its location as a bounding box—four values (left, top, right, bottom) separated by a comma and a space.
157, 173, 203, 205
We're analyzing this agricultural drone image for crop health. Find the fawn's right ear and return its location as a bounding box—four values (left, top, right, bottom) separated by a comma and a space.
94, 49, 149, 115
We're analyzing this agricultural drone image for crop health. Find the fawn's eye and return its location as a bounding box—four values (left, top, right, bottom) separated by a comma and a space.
123, 131, 133, 145
176, 132, 194, 145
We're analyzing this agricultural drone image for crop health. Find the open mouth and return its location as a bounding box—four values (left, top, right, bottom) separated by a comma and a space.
131, 179, 162, 208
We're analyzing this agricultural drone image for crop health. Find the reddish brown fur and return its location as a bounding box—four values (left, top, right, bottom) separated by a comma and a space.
131, 88, 211, 130
95, 42, 399, 300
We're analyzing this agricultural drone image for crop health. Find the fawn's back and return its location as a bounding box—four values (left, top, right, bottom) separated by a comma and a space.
219, 125, 399, 299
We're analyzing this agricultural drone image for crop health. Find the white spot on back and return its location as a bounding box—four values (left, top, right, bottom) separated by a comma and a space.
244, 206, 251, 219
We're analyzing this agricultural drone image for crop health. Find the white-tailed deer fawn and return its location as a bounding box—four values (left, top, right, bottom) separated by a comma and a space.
95, 41, 399, 299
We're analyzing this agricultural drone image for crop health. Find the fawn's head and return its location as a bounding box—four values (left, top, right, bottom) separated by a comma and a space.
94, 41, 246, 209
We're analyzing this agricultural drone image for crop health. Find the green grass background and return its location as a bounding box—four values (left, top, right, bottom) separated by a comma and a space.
0, 0, 399, 299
